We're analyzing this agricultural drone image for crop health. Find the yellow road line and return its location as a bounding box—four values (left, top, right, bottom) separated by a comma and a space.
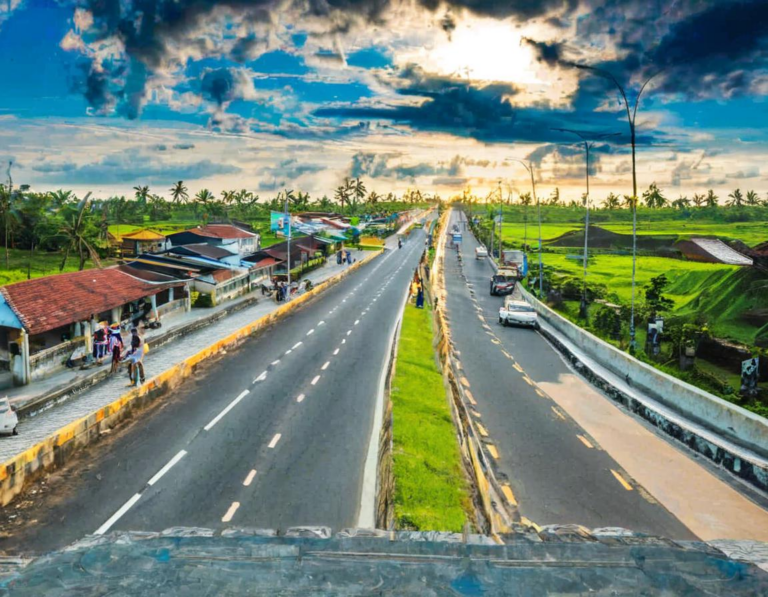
551, 406, 566, 421
523, 376, 533, 386
491, 339, 501, 345
465, 389, 477, 405
476, 423, 489, 437
501, 484, 517, 506
521, 517, 541, 532
460, 376, 471, 388
611, 469, 633, 491
471, 409, 482, 418
535, 389, 546, 398
501, 350, 513, 359
513, 363, 523, 373
577, 435, 594, 449
487, 444, 500, 460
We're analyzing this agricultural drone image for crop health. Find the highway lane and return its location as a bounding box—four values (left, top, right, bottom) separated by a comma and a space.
443, 210, 696, 539
3, 227, 428, 554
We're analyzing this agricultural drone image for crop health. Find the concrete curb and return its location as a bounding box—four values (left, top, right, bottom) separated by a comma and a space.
0, 251, 383, 508
432, 210, 515, 537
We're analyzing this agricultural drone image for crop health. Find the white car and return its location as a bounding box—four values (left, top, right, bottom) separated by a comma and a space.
475, 246, 488, 259
0, 397, 18, 436
499, 299, 539, 329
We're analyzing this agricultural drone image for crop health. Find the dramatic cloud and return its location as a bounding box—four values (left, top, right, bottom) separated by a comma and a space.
256, 158, 325, 190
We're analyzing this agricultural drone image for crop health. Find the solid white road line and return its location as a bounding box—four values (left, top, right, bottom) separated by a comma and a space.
311, 375, 320, 385
271, 360, 280, 366
254, 371, 267, 383
307, 329, 314, 336
296, 393, 305, 403
318, 320, 325, 326
292, 341, 303, 350
268, 433, 281, 448
95, 493, 142, 536
322, 361, 330, 370
204, 390, 250, 431
147, 450, 187, 486
222, 501, 240, 523
333, 348, 340, 355
243, 470, 257, 486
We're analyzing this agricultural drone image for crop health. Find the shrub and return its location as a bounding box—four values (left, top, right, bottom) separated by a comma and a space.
593, 305, 622, 339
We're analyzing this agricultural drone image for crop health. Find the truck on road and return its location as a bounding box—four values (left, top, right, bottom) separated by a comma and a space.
490, 267, 518, 296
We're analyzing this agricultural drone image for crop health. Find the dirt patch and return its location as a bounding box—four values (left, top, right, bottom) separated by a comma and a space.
548, 226, 680, 252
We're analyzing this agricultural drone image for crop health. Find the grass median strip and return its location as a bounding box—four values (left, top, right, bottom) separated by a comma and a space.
391, 302, 473, 532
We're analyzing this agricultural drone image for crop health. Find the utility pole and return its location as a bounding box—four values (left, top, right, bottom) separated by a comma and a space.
284, 191, 292, 301
509, 159, 543, 296
552, 129, 620, 318
572, 64, 659, 352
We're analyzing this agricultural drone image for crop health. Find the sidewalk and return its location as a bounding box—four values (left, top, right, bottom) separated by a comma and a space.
0, 248, 380, 463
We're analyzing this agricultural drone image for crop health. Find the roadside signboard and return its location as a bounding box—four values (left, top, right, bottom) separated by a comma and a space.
270, 211, 291, 236
452, 233, 462, 244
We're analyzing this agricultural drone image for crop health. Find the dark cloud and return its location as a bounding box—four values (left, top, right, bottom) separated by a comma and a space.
726, 168, 760, 179
256, 158, 325, 190
317, 66, 637, 146
432, 176, 468, 186
199, 67, 254, 106
230, 35, 266, 63
154, 144, 168, 151
350, 151, 472, 181
32, 151, 239, 184
173, 143, 196, 150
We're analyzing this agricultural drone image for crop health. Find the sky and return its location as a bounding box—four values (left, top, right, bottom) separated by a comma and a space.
0, 0, 766, 203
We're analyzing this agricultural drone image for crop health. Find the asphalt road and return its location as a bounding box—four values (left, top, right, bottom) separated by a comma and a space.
3, 227, 429, 554
444, 210, 696, 539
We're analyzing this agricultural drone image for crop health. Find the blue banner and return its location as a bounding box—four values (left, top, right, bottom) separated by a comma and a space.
270, 211, 291, 235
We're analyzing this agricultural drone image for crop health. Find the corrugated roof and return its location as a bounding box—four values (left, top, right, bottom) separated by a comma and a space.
118, 264, 191, 283
121, 229, 167, 241
171, 224, 256, 240
168, 243, 236, 260
1, 268, 182, 335
248, 257, 281, 271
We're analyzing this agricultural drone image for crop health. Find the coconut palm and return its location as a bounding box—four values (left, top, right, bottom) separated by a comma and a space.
349, 178, 366, 210
623, 194, 638, 209
603, 192, 621, 209
59, 193, 102, 271
671, 195, 690, 210
170, 181, 188, 204
746, 190, 760, 206
705, 189, 718, 208
519, 192, 533, 206
334, 184, 348, 213
691, 192, 706, 208
367, 191, 380, 205
548, 187, 560, 205
133, 185, 150, 206
221, 190, 238, 205
727, 188, 744, 207
642, 182, 666, 208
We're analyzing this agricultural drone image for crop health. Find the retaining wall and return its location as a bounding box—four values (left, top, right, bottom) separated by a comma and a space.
0, 252, 382, 508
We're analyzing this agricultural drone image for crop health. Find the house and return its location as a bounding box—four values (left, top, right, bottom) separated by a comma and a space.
0, 268, 188, 387
119, 229, 169, 257
165, 243, 242, 267
166, 224, 259, 256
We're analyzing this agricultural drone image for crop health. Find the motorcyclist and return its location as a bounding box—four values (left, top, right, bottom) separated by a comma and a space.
398, 238, 403, 249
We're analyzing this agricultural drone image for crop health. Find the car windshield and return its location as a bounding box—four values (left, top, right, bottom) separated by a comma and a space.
509, 304, 534, 312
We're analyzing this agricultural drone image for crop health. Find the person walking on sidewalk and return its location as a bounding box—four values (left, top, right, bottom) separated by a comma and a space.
125, 328, 146, 386
108, 325, 124, 374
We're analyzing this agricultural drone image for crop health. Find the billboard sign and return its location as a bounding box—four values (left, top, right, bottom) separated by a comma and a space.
270, 211, 291, 236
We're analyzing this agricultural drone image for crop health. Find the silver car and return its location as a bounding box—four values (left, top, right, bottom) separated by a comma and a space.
0, 397, 18, 436
499, 300, 539, 329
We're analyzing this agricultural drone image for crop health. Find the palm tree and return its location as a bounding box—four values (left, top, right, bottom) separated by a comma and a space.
295, 191, 310, 211
727, 188, 744, 208
671, 195, 690, 210
59, 193, 102, 271
50, 189, 73, 208
691, 192, 706, 208
642, 182, 666, 208
367, 191, 380, 205
548, 187, 560, 206
170, 181, 188, 204
350, 178, 366, 210
334, 184, 348, 213
623, 194, 638, 209
705, 189, 718, 208
221, 190, 238, 205
746, 190, 760, 206
603, 192, 621, 209
133, 185, 150, 206
194, 189, 215, 220
519, 192, 532, 206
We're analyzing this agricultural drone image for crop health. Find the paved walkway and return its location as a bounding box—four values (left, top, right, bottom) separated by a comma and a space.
0, 247, 380, 463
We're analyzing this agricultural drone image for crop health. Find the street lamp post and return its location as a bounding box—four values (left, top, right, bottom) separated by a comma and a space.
509, 159, 543, 296
284, 191, 292, 301
571, 65, 659, 351
552, 129, 620, 319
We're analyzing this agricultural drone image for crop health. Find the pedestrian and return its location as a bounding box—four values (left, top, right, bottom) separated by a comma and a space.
108, 324, 123, 374
345, 249, 351, 264
125, 327, 146, 386
416, 284, 425, 309
337, 249, 343, 265
93, 322, 107, 364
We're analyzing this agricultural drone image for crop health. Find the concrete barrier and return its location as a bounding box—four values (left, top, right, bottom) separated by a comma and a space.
0, 252, 382, 508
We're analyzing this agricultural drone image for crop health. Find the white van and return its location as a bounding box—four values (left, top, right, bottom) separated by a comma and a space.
0, 397, 18, 436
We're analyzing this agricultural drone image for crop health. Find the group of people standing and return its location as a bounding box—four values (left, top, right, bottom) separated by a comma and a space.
92, 323, 147, 387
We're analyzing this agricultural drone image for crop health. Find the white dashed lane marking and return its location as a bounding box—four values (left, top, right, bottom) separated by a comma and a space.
268, 434, 281, 448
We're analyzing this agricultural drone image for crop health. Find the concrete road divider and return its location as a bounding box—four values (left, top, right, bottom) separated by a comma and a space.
0, 252, 382, 508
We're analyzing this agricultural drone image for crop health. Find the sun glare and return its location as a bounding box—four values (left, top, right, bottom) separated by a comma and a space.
402, 20, 542, 85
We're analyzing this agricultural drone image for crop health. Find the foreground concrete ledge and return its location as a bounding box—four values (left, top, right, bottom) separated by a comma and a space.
2, 527, 766, 595
0, 251, 382, 508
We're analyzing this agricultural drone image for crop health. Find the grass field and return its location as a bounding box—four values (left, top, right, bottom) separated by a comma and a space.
0, 249, 117, 286
542, 253, 766, 346
391, 302, 472, 532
